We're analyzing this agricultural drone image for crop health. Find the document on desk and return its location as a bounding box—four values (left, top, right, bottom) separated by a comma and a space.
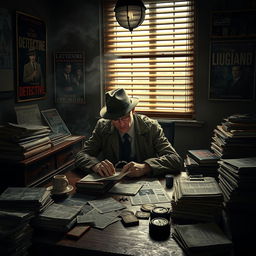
130, 180, 171, 205
88, 197, 126, 213
77, 208, 120, 229
108, 183, 143, 196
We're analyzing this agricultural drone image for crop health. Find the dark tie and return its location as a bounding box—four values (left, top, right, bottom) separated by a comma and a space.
120, 133, 131, 162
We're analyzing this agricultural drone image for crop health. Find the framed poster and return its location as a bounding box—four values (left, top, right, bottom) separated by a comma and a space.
0, 8, 13, 95
16, 11, 46, 102
54, 51, 86, 104
41, 108, 71, 138
209, 41, 256, 100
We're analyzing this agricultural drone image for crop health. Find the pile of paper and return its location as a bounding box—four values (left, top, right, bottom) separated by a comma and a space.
173, 222, 232, 256
0, 123, 52, 161
218, 157, 256, 247
0, 209, 34, 256
171, 174, 223, 222
32, 203, 83, 232
0, 187, 53, 213
211, 113, 256, 159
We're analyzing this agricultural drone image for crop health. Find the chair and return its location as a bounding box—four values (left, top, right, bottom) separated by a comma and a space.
158, 120, 175, 145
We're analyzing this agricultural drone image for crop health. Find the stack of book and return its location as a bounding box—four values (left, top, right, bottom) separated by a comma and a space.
218, 157, 256, 250
0, 187, 53, 213
0, 123, 52, 161
31, 203, 83, 233
184, 149, 220, 179
0, 209, 34, 256
171, 174, 224, 222
211, 113, 256, 159
173, 222, 232, 256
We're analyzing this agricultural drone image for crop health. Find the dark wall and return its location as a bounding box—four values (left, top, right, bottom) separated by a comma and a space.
0, 0, 255, 159
47, 0, 101, 136
0, 0, 54, 123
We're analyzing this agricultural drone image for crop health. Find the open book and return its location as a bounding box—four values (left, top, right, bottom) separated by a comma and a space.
79, 169, 131, 182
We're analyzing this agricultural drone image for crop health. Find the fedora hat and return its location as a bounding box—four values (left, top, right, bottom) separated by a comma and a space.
100, 88, 139, 120
27, 48, 36, 56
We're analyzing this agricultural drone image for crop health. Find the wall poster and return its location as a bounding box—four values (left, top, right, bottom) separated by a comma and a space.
209, 41, 256, 100
54, 51, 86, 104
16, 11, 46, 102
0, 8, 13, 95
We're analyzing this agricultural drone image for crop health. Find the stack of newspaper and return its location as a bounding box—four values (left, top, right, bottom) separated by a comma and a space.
218, 157, 256, 248
0, 123, 52, 161
211, 113, 256, 159
32, 203, 83, 232
173, 222, 232, 256
218, 157, 256, 211
0, 209, 34, 256
171, 174, 224, 222
0, 187, 53, 213
0, 187, 53, 255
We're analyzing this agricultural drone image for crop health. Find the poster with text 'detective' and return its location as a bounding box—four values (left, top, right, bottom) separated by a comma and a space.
16, 11, 46, 102
54, 51, 86, 104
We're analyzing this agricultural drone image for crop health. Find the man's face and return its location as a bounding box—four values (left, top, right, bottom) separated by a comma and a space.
29, 55, 36, 62
232, 66, 241, 79
64, 65, 72, 74
111, 111, 133, 134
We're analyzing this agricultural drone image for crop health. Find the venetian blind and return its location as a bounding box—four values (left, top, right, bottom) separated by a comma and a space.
103, 0, 195, 118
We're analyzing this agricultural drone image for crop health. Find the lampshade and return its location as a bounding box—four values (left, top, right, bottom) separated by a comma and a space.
114, 0, 146, 32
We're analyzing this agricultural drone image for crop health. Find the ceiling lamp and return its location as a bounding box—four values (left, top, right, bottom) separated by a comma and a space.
114, 0, 146, 32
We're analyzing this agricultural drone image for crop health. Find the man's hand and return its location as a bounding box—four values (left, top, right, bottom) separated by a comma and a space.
92, 159, 115, 177
122, 162, 151, 178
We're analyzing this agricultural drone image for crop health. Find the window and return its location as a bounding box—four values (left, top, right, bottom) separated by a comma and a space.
102, 0, 195, 119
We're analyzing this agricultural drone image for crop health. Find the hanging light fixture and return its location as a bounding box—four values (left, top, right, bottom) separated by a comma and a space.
114, 0, 146, 32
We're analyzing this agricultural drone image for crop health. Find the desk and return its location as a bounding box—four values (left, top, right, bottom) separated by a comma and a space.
0, 136, 85, 193
32, 169, 185, 256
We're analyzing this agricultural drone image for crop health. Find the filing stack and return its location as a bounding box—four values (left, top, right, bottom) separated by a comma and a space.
0, 187, 53, 255
0, 187, 53, 213
217, 157, 256, 252
32, 203, 83, 233
0, 209, 34, 256
0, 123, 52, 161
211, 113, 256, 159
184, 149, 220, 179
171, 174, 224, 222
173, 222, 232, 256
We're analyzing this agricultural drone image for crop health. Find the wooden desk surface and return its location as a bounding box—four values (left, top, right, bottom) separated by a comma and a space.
32, 170, 185, 256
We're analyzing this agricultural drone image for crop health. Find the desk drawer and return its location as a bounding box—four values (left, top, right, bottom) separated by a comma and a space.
25, 157, 55, 185
56, 147, 75, 168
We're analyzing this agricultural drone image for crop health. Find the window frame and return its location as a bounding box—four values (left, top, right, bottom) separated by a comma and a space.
101, 0, 196, 119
